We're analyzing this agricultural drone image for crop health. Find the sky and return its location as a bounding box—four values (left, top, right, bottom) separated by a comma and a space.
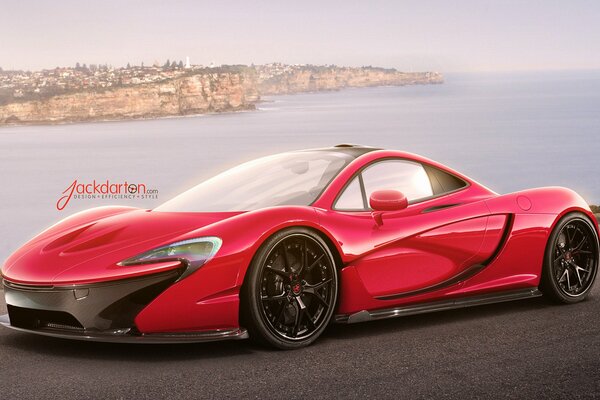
0, 0, 599, 72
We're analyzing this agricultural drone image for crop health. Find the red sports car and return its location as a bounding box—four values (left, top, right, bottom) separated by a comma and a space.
1, 145, 598, 349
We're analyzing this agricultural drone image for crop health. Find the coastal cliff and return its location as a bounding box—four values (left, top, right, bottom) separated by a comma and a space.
0, 73, 259, 124
0, 65, 442, 125
257, 67, 442, 95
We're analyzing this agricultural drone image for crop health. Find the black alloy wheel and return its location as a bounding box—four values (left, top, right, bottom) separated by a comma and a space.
242, 228, 338, 349
541, 213, 599, 303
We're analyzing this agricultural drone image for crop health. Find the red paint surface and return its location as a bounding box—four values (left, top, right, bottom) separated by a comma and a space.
2, 150, 597, 333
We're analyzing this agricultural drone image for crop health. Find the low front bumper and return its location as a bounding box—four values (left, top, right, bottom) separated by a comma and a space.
0, 313, 248, 343
1, 270, 249, 343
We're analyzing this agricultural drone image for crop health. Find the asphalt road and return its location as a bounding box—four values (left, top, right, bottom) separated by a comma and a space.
1, 282, 599, 400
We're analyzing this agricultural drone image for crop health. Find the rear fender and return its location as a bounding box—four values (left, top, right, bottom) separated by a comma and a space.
486, 187, 592, 215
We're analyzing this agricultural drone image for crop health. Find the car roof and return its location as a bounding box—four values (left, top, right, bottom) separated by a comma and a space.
312, 144, 382, 158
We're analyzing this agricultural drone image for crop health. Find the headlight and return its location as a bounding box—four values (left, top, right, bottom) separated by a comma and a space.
118, 237, 222, 279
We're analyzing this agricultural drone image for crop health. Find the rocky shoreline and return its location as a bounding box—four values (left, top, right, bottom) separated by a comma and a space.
1, 73, 259, 125
0, 65, 443, 126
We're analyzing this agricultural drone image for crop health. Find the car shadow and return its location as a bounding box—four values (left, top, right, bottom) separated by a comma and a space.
0, 296, 558, 361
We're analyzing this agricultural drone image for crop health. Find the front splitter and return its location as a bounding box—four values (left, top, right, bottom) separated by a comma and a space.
0, 314, 248, 344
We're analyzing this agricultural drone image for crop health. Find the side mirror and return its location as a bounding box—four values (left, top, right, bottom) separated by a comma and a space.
369, 190, 408, 211
369, 190, 408, 226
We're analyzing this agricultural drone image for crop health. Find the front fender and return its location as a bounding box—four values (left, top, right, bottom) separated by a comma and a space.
134, 206, 327, 333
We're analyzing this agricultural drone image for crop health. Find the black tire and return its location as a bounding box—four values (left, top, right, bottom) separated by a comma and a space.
241, 227, 338, 349
540, 212, 599, 303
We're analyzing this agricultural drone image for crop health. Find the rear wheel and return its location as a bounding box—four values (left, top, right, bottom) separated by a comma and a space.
242, 228, 338, 349
540, 213, 599, 303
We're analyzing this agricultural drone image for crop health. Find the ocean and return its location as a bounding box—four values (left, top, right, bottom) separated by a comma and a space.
0, 70, 599, 263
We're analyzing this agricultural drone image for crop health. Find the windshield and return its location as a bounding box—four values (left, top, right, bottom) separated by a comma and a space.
154, 150, 353, 212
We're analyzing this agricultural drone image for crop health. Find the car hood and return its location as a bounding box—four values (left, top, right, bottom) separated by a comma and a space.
2, 208, 243, 285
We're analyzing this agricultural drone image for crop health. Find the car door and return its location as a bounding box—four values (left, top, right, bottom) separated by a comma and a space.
325, 159, 505, 299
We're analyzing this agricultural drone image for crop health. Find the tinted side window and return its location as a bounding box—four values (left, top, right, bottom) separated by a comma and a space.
334, 176, 365, 210
362, 160, 433, 202
424, 165, 468, 195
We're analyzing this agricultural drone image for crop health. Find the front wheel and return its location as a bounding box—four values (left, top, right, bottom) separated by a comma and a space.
242, 228, 338, 349
540, 212, 599, 303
